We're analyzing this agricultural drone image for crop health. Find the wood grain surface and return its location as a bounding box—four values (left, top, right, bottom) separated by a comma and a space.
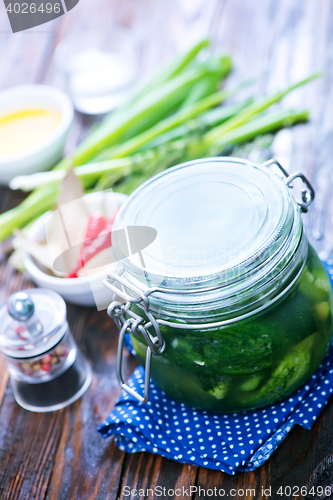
1, 0, 333, 498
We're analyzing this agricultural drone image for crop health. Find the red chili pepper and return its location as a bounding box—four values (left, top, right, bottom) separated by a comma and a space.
85, 213, 107, 241
67, 212, 107, 278
67, 210, 118, 277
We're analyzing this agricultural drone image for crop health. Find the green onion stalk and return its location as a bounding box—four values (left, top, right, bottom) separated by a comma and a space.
10, 107, 309, 192
111, 108, 310, 194
0, 39, 319, 242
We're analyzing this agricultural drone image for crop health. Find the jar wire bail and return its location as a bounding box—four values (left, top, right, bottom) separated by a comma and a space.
263, 159, 315, 213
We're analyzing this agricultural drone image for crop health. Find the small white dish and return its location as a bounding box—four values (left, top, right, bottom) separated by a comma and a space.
54, 27, 137, 114
0, 85, 73, 184
23, 191, 128, 308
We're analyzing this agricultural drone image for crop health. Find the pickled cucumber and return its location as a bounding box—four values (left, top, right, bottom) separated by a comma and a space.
131, 245, 333, 412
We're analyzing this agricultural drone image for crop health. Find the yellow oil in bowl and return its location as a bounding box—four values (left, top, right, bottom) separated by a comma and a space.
0, 109, 61, 157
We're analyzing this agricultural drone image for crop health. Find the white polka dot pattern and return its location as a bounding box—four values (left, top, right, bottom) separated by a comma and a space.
98, 260, 333, 474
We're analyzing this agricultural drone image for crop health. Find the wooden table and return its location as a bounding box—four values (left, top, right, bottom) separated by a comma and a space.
1, 0, 333, 498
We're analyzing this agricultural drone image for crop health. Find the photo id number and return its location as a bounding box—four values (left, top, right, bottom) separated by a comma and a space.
5, 2, 61, 14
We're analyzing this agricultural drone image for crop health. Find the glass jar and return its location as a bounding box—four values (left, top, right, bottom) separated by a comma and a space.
104, 158, 333, 412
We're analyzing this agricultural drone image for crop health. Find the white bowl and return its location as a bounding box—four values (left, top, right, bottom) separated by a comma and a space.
0, 85, 73, 184
23, 192, 128, 308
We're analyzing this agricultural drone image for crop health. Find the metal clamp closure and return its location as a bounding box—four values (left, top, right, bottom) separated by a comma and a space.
104, 271, 165, 356
117, 319, 152, 403
117, 318, 152, 403
107, 299, 165, 357
263, 159, 315, 213
104, 273, 165, 403
285, 172, 315, 213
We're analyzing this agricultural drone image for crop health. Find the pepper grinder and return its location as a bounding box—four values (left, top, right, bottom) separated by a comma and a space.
0, 289, 92, 412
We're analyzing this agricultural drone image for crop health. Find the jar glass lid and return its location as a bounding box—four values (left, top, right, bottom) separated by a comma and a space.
0, 289, 66, 356
112, 158, 295, 289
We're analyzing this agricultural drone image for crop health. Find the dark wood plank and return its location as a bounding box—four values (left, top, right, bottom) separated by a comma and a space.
44, 307, 137, 500
1, 0, 333, 498
119, 452, 198, 500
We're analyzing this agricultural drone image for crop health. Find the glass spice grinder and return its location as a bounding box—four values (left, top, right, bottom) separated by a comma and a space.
0, 288, 92, 412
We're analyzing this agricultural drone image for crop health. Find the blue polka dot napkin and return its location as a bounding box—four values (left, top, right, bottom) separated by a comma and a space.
98, 260, 333, 474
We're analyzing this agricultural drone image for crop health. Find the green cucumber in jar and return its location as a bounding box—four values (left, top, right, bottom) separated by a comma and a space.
129, 245, 333, 411
240, 333, 316, 406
